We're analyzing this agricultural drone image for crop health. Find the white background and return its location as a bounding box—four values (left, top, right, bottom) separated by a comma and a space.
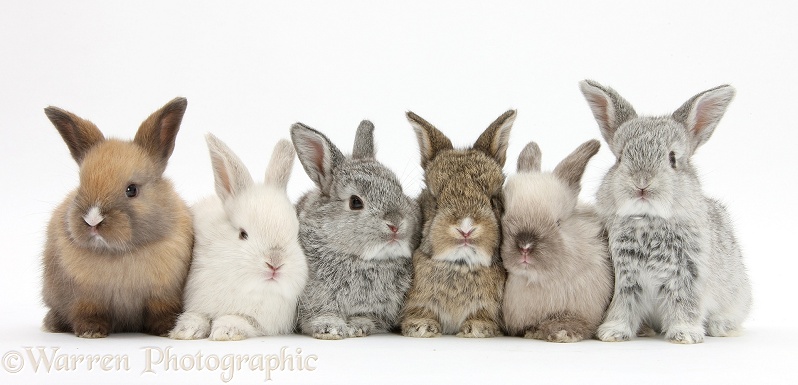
1, 1, 796, 384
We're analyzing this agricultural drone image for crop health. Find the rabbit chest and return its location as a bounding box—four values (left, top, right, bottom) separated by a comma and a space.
608, 215, 707, 293
315, 256, 413, 317
58, 235, 190, 318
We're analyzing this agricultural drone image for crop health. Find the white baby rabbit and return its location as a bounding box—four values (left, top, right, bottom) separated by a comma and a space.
580, 80, 752, 344
170, 134, 308, 341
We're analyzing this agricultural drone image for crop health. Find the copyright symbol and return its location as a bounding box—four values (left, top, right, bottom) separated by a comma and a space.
2, 350, 23, 373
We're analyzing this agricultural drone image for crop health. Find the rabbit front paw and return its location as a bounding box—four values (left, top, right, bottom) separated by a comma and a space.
597, 321, 632, 342
401, 318, 441, 338
456, 319, 501, 338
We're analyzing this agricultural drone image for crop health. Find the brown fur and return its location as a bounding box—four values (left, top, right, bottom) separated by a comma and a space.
401, 110, 515, 338
41, 98, 193, 338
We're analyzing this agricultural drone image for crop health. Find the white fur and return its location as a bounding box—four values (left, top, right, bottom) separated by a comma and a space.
432, 245, 491, 267
170, 138, 307, 340
83, 206, 104, 227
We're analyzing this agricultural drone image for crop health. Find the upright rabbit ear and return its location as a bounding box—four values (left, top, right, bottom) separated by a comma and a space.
517, 141, 542, 173
553, 139, 601, 194
264, 139, 295, 190
579, 80, 636, 151
473, 109, 516, 167
672, 85, 735, 155
133, 97, 188, 174
205, 133, 254, 203
352, 120, 375, 160
407, 111, 453, 169
44, 106, 105, 164
290, 123, 344, 195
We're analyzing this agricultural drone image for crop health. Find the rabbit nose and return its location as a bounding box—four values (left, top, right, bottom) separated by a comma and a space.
387, 224, 399, 233
519, 242, 533, 254
83, 206, 104, 227
455, 217, 476, 238
266, 262, 281, 271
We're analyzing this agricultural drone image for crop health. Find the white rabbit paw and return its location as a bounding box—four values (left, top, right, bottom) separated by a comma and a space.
209, 325, 248, 341
169, 314, 211, 340
597, 322, 633, 342
705, 319, 741, 337
666, 328, 704, 344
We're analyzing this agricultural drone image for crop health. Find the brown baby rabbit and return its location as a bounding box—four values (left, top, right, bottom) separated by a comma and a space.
41, 98, 194, 338
401, 110, 515, 338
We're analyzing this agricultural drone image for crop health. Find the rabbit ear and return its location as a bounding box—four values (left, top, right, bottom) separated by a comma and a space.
352, 120, 375, 160
407, 111, 453, 169
473, 109, 516, 167
205, 133, 254, 202
290, 122, 345, 195
44, 106, 105, 164
517, 142, 542, 173
672, 85, 735, 154
579, 80, 637, 150
133, 97, 188, 174
553, 139, 601, 194
264, 139, 295, 190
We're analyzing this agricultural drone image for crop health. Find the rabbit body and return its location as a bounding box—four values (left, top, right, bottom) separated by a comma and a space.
501, 140, 613, 342
292, 121, 420, 340
580, 80, 752, 344
401, 110, 516, 338
170, 136, 307, 341
41, 98, 193, 338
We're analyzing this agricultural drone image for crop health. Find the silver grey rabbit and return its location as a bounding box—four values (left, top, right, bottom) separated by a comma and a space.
579, 80, 752, 344
291, 120, 421, 340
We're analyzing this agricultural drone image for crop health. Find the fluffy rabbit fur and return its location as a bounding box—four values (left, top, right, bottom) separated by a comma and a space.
41, 98, 193, 338
580, 80, 752, 344
502, 140, 613, 342
401, 110, 515, 338
170, 135, 307, 341
291, 121, 420, 340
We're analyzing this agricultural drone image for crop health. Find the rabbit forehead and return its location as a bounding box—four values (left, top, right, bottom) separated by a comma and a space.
505, 173, 574, 221
332, 159, 405, 199
426, 150, 504, 196
78, 139, 157, 195
615, 117, 687, 155
227, 185, 298, 244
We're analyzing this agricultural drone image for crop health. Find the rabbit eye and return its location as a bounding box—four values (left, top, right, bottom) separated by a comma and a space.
349, 195, 364, 210
125, 184, 138, 198
669, 151, 677, 169
239, 229, 249, 240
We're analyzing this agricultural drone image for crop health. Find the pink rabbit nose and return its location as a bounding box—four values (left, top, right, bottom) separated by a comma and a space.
457, 228, 475, 238
388, 224, 399, 233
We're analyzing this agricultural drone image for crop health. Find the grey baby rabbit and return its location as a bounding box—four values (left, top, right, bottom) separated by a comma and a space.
579, 80, 752, 344
291, 120, 421, 340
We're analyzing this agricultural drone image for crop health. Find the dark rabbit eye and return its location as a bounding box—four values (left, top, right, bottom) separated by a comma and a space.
349, 195, 364, 210
125, 184, 138, 198
669, 151, 677, 168
239, 229, 249, 240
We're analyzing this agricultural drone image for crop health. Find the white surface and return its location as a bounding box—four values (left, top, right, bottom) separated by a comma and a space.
1, 1, 796, 384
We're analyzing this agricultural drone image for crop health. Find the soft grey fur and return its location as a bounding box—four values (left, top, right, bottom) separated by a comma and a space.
291, 120, 421, 340
579, 80, 752, 344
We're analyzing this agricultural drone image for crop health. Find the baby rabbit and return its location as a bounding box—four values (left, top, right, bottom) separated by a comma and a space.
401, 110, 515, 338
169, 134, 307, 341
501, 140, 613, 342
41, 98, 193, 338
291, 120, 420, 340
579, 80, 752, 344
